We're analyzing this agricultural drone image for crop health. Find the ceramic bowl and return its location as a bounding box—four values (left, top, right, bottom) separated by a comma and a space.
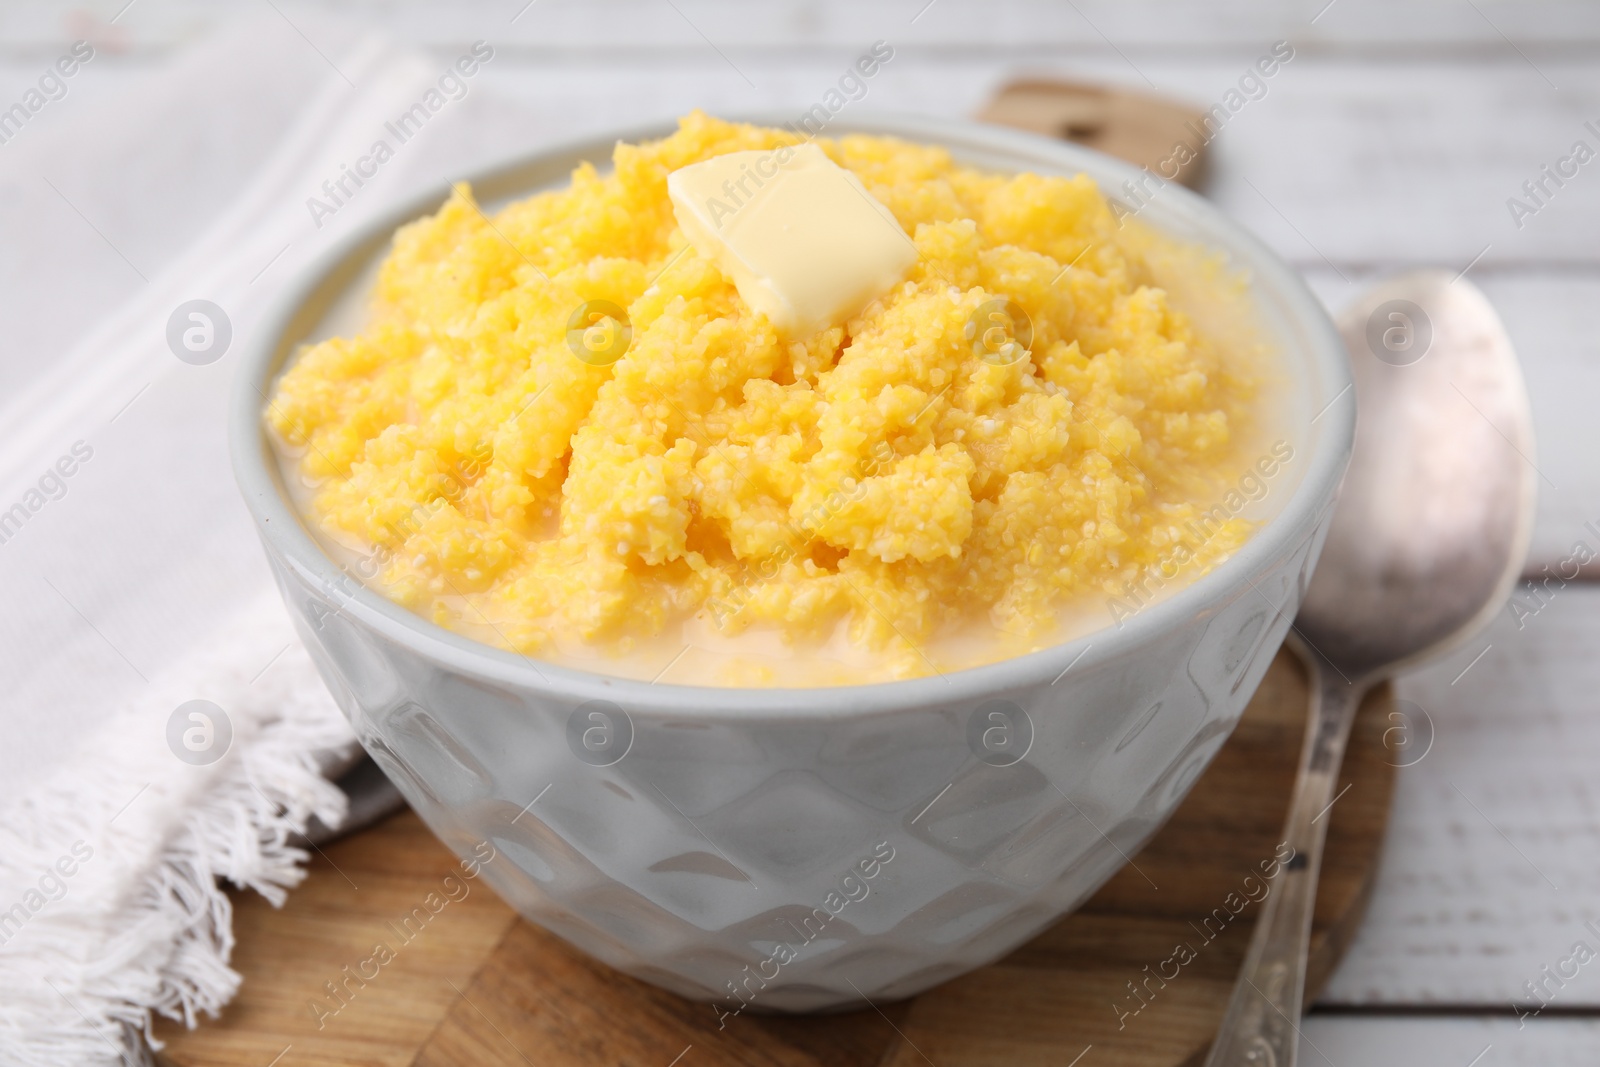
232, 112, 1353, 1013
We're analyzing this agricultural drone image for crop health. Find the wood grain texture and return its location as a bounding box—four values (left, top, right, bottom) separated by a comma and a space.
1302, 1016, 1600, 1066
156, 649, 1395, 1067
1322, 586, 1600, 1007
152, 814, 520, 1067
5, 0, 1600, 53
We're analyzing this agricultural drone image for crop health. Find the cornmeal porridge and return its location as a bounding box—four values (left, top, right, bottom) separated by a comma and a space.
268, 112, 1287, 686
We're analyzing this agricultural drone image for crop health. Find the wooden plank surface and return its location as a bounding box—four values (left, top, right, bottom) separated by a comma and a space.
5, 0, 1600, 53
155, 650, 1397, 1066
154, 813, 521, 1067
1302, 1016, 1600, 1066
1322, 585, 1600, 1006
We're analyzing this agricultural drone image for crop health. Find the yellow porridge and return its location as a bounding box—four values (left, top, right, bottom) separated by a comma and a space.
267, 112, 1284, 686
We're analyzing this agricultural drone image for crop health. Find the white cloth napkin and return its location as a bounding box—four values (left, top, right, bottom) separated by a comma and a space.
0, 17, 542, 1065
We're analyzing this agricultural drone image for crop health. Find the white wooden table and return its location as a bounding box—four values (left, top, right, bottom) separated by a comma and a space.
4, 1, 1598, 1061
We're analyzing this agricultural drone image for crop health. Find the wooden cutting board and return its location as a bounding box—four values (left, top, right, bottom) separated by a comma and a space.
154, 649, 1396, 1067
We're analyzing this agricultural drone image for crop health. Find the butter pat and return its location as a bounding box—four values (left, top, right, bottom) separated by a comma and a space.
667, 143, 917, 338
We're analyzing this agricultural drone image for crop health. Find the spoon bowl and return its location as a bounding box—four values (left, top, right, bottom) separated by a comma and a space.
1298, 270, 1537, 680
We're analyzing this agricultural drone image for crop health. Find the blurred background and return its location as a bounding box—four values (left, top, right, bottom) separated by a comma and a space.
2, 2, 1598, 1064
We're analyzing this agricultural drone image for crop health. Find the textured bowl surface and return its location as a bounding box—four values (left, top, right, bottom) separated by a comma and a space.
232, 113, 1353, 1012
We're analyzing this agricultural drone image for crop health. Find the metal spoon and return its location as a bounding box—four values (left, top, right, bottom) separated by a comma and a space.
1203, 271, 1537, 1067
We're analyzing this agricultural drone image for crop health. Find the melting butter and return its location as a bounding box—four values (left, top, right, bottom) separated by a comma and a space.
666, 143, 918, 338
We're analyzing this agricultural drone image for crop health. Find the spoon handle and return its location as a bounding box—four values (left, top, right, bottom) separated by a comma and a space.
1202, 658, 1368, 1067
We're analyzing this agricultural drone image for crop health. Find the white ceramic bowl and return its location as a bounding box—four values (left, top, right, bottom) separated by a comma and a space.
232, 113, 1353, 1013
